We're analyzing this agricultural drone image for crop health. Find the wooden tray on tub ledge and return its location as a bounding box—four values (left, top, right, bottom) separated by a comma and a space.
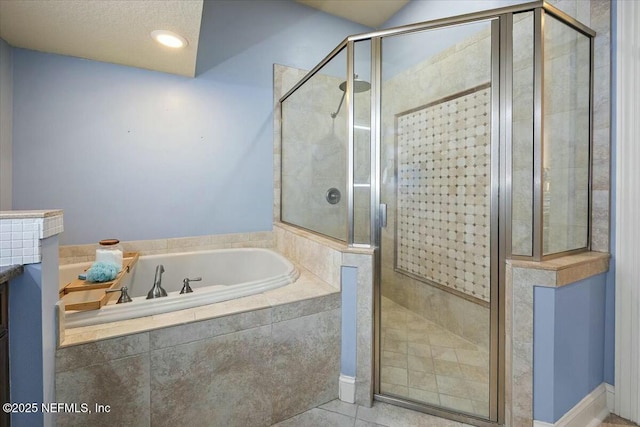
60, 252, 139, 312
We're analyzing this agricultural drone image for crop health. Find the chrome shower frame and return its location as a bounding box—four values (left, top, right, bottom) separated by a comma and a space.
278, 2, 595, 425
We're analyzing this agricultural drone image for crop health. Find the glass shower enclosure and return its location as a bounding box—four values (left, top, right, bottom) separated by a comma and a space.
279, 2, 594, 425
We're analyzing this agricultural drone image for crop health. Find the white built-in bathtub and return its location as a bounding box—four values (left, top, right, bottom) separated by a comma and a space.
60, 248, 299, 328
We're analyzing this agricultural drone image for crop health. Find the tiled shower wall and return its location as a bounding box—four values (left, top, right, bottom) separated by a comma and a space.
278, 66, 347, 241
381, 23, 493, 344
550, 0, 610, 254
396, 85, 491, 302
274, 64, 372, 244
512, 9, 593, 256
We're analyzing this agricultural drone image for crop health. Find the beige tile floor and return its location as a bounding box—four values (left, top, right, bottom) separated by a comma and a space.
273, 400, 638, 427
379, 297, 490, 418
272, 399, 475, 427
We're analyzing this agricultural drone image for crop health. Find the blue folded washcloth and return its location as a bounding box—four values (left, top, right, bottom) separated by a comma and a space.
86, 261, 120, 283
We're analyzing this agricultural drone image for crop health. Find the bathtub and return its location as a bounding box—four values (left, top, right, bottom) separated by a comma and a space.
61, 248, 299, 328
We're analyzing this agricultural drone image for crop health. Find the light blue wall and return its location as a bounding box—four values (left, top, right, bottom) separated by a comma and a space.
533, 287, 556, 420
8, 235, 59, 427
9, 264, 43, 426
341, 266, 358, 377
0, 38, 12, 210
533, 274, 607, 423
11, 1, 369, 245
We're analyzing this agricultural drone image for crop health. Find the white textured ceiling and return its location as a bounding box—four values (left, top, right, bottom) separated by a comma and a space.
0, 0, 203, 77
296, 0, 410, 28
0, 0, 408, 77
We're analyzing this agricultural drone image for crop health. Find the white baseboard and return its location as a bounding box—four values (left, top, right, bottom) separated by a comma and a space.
339, 375, 355, 404
605, 384, 615, 412
533, 383, 609, 427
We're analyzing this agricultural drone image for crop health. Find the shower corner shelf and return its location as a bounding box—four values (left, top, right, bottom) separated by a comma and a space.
59, 252, 139, 312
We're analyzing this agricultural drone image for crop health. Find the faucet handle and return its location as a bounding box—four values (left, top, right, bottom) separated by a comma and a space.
106, 286, 133, 304
180, 277, 201, 294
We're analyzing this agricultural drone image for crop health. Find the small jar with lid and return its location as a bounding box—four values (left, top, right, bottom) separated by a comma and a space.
96, 239, 124, 271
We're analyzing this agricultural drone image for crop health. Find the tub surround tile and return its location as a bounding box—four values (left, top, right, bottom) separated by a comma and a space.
56, 353, 151, 427
57, 285, 341, 426
278, 226, 339, 286
271, 308, 341, 422
274, 222, 373, 256
149, 308, 272, 350
60, 266, 337, 347
57, 232, 343, 426
271, 292, 340, 323
166, 234, 214, 249
56, 333, 149, 373
58, 243, 95, 261
150, 325, 273, 427
59, 231, 276, 265
192, 293, 272, 321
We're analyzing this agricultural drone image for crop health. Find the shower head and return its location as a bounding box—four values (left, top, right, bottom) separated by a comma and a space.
331, 75, 371, 118
338, 79, 371, 93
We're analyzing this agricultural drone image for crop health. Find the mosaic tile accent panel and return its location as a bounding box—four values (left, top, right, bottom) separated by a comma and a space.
395, 84, 491, 302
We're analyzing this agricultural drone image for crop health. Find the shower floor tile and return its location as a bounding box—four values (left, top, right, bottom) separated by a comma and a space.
380, 297, 490, 418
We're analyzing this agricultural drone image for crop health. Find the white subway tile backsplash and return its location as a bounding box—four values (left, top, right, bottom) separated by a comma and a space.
0, 213, 63, 266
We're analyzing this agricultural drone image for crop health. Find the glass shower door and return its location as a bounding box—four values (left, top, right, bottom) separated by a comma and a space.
377, 19, 497, 422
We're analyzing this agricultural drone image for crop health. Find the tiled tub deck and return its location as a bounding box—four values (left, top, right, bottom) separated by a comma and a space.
56, 266, 341, 427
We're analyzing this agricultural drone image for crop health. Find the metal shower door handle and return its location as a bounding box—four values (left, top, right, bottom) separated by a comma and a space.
380, 204, 387, 228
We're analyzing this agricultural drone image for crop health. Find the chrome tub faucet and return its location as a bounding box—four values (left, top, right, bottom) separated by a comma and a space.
147, 264, 168, 299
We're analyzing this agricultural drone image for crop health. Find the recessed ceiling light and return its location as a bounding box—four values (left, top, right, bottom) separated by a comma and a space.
151, 30, 188, 48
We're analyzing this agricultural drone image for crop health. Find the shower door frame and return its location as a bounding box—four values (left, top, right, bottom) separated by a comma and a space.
366, 14, 503, 427
357, 3, 596, 426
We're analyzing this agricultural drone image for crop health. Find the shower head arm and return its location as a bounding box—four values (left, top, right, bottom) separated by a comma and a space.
330, 90, 347, 119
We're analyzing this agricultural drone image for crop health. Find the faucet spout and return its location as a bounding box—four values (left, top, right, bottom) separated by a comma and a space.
147, 264, 168, 299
